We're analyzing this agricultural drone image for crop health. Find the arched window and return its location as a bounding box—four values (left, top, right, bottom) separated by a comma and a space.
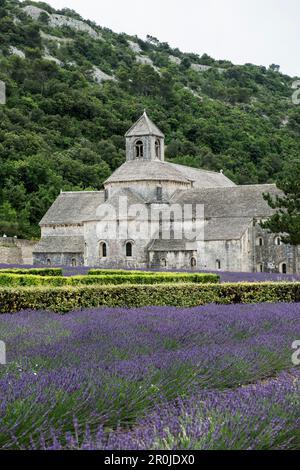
99, 242, 107, 258
161, 258, 167, 268
71, 258, 77, 267
216, 260, 221, 270
191, 257, 197, 268
280, 263, 287, 274
257, 263, 263, 273
135, 140, 144, 159
126, 242, 133, 257
155, 139, 161, 159
256, 237, 264, 247
46, 259, 51, 266
275, 237, 282, 246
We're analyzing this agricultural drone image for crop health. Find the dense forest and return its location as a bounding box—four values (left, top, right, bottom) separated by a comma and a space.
0, 0, 300, 238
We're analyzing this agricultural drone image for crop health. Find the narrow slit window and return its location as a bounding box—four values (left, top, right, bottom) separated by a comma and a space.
155, 139, 161, 159
126, 242, 133, 257
99, 242, 107, 258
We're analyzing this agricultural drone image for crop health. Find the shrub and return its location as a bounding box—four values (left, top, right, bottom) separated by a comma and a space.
0, 282, 300, 314
0, 272, 219, 287
0, 268, 63, 277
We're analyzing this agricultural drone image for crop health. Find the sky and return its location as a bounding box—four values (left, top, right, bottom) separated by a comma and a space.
31, 0, 300, 77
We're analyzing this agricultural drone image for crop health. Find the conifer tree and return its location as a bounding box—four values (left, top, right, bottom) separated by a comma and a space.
262, 159, 300, 245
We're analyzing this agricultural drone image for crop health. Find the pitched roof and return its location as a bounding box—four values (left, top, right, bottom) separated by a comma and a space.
171, 184, 280, 218
104, 160, 191, 184
40, 191, 105, 225
204, 218, 252, 241
125, 111, 164, 138
105, 160, 236, 188
148, 232, 197, 251
106, 187, 146, 205
147, 218, 252, 246
168, 163, 236, 188
87, 188, 147, 222
33, 236, 84, 253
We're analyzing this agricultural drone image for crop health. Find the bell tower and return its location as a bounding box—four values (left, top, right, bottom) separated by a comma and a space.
125, 111, 165, 162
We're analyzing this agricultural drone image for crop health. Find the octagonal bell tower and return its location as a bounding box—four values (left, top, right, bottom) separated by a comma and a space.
125, 111, 165, 162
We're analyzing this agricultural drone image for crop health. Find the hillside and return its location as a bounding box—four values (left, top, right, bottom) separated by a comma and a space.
0, 0, 300, 238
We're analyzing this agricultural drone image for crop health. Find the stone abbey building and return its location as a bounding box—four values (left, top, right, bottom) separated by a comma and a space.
34, 112, 299, 273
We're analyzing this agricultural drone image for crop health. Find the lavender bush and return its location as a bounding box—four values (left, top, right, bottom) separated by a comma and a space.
1, 263, 299, 282
0, 303, 300, 449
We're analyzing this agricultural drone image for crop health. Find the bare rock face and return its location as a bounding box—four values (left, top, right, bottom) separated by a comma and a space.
0, 80, 6, 105
91, 66, 116, 84
136, 55, 153, 66
50, 14, 102, 39
191, 63, 212, 72
281, 117, 289, 127
135, 56, 161, 75
169, 55, 181, 65
22, 5, 44, 20
9, 46, 25, 58
13, 15, 21, 25
128, 41, 141, 53
22, 6, 102, 40
191, 63, 226, 74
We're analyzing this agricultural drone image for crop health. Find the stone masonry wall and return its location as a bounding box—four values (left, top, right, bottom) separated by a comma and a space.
0, 238, 36, 265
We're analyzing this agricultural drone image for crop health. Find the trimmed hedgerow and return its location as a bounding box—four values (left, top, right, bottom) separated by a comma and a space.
0, 282, 300, 314
0, 272, 219, 287
0, 268, 63, 277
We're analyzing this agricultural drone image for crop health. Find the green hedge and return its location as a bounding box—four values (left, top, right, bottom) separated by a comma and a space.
0, 268, 63, 276
0, 282, 299, 314
0, 272, 219, 287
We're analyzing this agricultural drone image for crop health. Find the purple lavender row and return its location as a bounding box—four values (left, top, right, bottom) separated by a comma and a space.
0, 263, 299, 282
0, 303, 300, 449
39, 369, 300, 450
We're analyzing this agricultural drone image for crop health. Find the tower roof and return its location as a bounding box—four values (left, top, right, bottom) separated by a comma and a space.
125, 111, 164, 138
104, 160, 189, 184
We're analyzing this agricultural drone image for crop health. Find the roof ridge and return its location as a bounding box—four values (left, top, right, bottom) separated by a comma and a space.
169, 162, 224, 175
104, 160, 191, 184
186, 183, 277, 192
60, 191, 104, 194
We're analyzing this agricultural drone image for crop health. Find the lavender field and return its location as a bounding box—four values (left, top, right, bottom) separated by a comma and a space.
1, 263, 300, 283
0, 303, 300, 450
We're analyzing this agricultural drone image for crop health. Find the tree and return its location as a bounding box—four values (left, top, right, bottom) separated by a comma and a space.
180, 57, 191, 70
146, 35, 159, 45
0, 201, 19, 236
262, 159, 300, 245
0, 0, 6, 19
39, 12, 50, 25
269, 64, 280, 72
0, 0, 299, 240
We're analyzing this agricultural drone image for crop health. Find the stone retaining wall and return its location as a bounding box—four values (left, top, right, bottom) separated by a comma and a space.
0, 238, 36, 265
